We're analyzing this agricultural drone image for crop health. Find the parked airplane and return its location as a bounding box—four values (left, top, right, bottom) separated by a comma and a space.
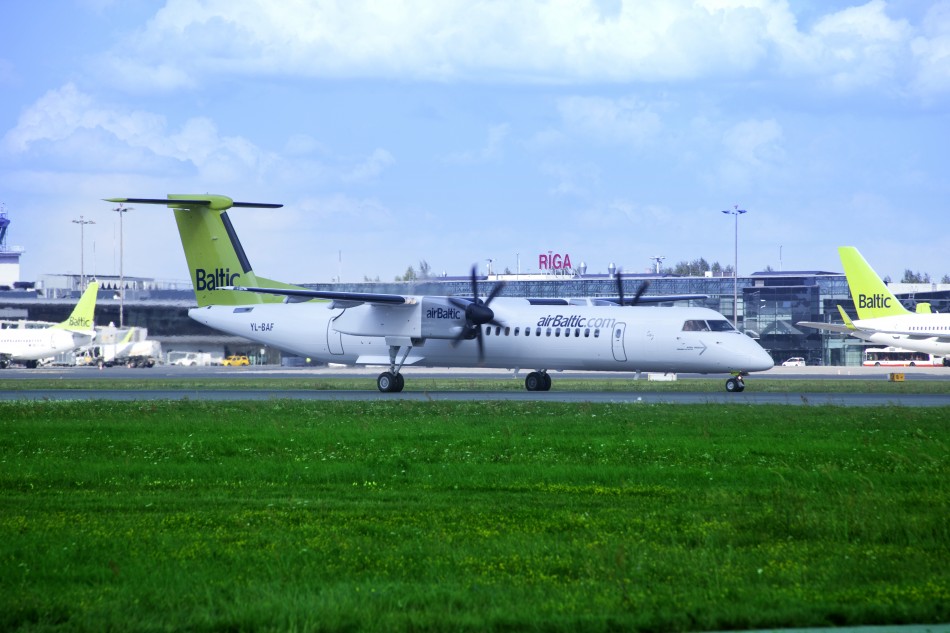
105, 194, 773, 392
799, 246, 950, 359
0, 282, 99, 369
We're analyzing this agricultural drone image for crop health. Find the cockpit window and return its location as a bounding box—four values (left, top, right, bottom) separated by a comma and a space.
682, 319, 710, 332
707, 320, 735, 331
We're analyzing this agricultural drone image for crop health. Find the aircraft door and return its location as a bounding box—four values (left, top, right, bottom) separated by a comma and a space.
611, 322, 627, 362
327, 317, 344, 355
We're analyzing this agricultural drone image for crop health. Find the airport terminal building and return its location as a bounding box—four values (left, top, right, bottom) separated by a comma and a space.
4, 269, 949, 367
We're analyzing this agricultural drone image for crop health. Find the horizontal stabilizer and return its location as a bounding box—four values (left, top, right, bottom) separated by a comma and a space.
104, 196, 282, 209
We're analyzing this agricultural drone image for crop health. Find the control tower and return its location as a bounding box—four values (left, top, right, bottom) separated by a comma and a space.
0, 206, 25, 287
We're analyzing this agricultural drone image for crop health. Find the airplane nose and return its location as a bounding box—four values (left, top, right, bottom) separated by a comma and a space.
746, 342, 775, 372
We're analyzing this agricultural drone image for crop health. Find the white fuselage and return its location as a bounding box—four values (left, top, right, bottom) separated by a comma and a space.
189, 298, 774, 374
0, 327, 94, 362
850, 313, 950, 356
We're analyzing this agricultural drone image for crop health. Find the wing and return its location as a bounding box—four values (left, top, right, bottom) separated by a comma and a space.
797, 321, 855, 334
853, 327, 950, 340
225, 285, 411, 308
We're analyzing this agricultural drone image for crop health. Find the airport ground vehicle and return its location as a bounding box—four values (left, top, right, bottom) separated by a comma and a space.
89, 327, 161, 368
222, 354, 250, 366
862, 347, 946, 367
781, 357, 806, 367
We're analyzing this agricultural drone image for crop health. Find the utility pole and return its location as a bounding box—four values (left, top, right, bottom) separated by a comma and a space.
649, 255, 665, 275
113, 205, 133, 327
72, 215, 95, 289
720, 205, 747, 328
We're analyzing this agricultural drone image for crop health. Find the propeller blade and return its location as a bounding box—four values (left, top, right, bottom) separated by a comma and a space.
631, 281, 650, 306
615, 270, 625, 306
485, 280, 505, 305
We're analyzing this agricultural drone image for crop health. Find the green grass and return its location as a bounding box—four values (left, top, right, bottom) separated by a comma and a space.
1, 401, 948, 632
3, 375, 950, 393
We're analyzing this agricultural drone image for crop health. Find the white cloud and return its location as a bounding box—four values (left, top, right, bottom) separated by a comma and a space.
802, 0, 912, 91
716, 118, 784, 190
446, 124, 510, 163
910, 1, 950, 98
341, 148, 396, 183
722, 118, 784, 166
1, 83, 397, 191
86, 0, 917, 91
557, 96, 662, 145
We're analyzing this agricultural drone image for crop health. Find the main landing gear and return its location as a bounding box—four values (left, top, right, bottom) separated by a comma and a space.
524, 371, 552, 392
724, 373, 746, 393
377, 341, 412, 393
377, 371, 405, 393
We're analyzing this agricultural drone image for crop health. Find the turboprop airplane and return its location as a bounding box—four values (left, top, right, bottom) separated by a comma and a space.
799, 246, 950, 359
105, 194, 774, 392
0, 282, 99, 369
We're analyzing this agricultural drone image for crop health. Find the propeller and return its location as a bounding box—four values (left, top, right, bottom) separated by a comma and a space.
449, 266, 506, 361
614, 270, 650, 306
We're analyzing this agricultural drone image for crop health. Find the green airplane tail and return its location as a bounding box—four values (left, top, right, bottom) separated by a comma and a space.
104, 194, 302, 307
838, 246, 909, 320
53, 281, 99, 332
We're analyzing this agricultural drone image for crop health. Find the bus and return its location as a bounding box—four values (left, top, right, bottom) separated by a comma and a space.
862, 346, 947, 367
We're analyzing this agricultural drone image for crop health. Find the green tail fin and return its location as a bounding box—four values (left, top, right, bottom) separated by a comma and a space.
105, 194, 301, 307
53, 281, 99, 332
838, 246, 909, 320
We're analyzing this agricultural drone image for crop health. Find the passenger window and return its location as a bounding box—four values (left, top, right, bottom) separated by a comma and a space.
555, 328, 561, 337
584, 328, 590, 337
546, 328, 552, 337
514, 327, 520, 336
594, 328, 600, 338
505, 327, 510, 336
536, 327, 542, 336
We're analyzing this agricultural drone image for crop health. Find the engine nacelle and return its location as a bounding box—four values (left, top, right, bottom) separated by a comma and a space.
330, 297, 466, 340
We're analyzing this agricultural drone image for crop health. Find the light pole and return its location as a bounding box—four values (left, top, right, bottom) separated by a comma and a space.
113, 205, 133, 327
72, 215, 95, 290
721, 205, 747, 329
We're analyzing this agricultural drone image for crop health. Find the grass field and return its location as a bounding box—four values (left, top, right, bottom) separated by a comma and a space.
1, 400, 948, 632
3, 375, 950, 393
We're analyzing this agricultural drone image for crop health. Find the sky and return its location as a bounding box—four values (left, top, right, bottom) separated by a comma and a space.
1, 0, 948, 286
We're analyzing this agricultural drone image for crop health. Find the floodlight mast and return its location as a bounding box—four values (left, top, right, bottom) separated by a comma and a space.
721, 205, 747, 329
113, 205, 133, 327
72, 215, 95, 290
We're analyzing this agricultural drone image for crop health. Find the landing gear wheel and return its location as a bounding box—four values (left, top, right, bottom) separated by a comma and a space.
725, 377, 745, 393
377, 371, 404, 393
525, 371, 543, 391
525, 371, 552, 392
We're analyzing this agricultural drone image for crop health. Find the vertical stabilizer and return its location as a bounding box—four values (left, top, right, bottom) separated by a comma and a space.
105, 195, 299, 307
838, 246, 909, 320
53, 282, 99, 332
